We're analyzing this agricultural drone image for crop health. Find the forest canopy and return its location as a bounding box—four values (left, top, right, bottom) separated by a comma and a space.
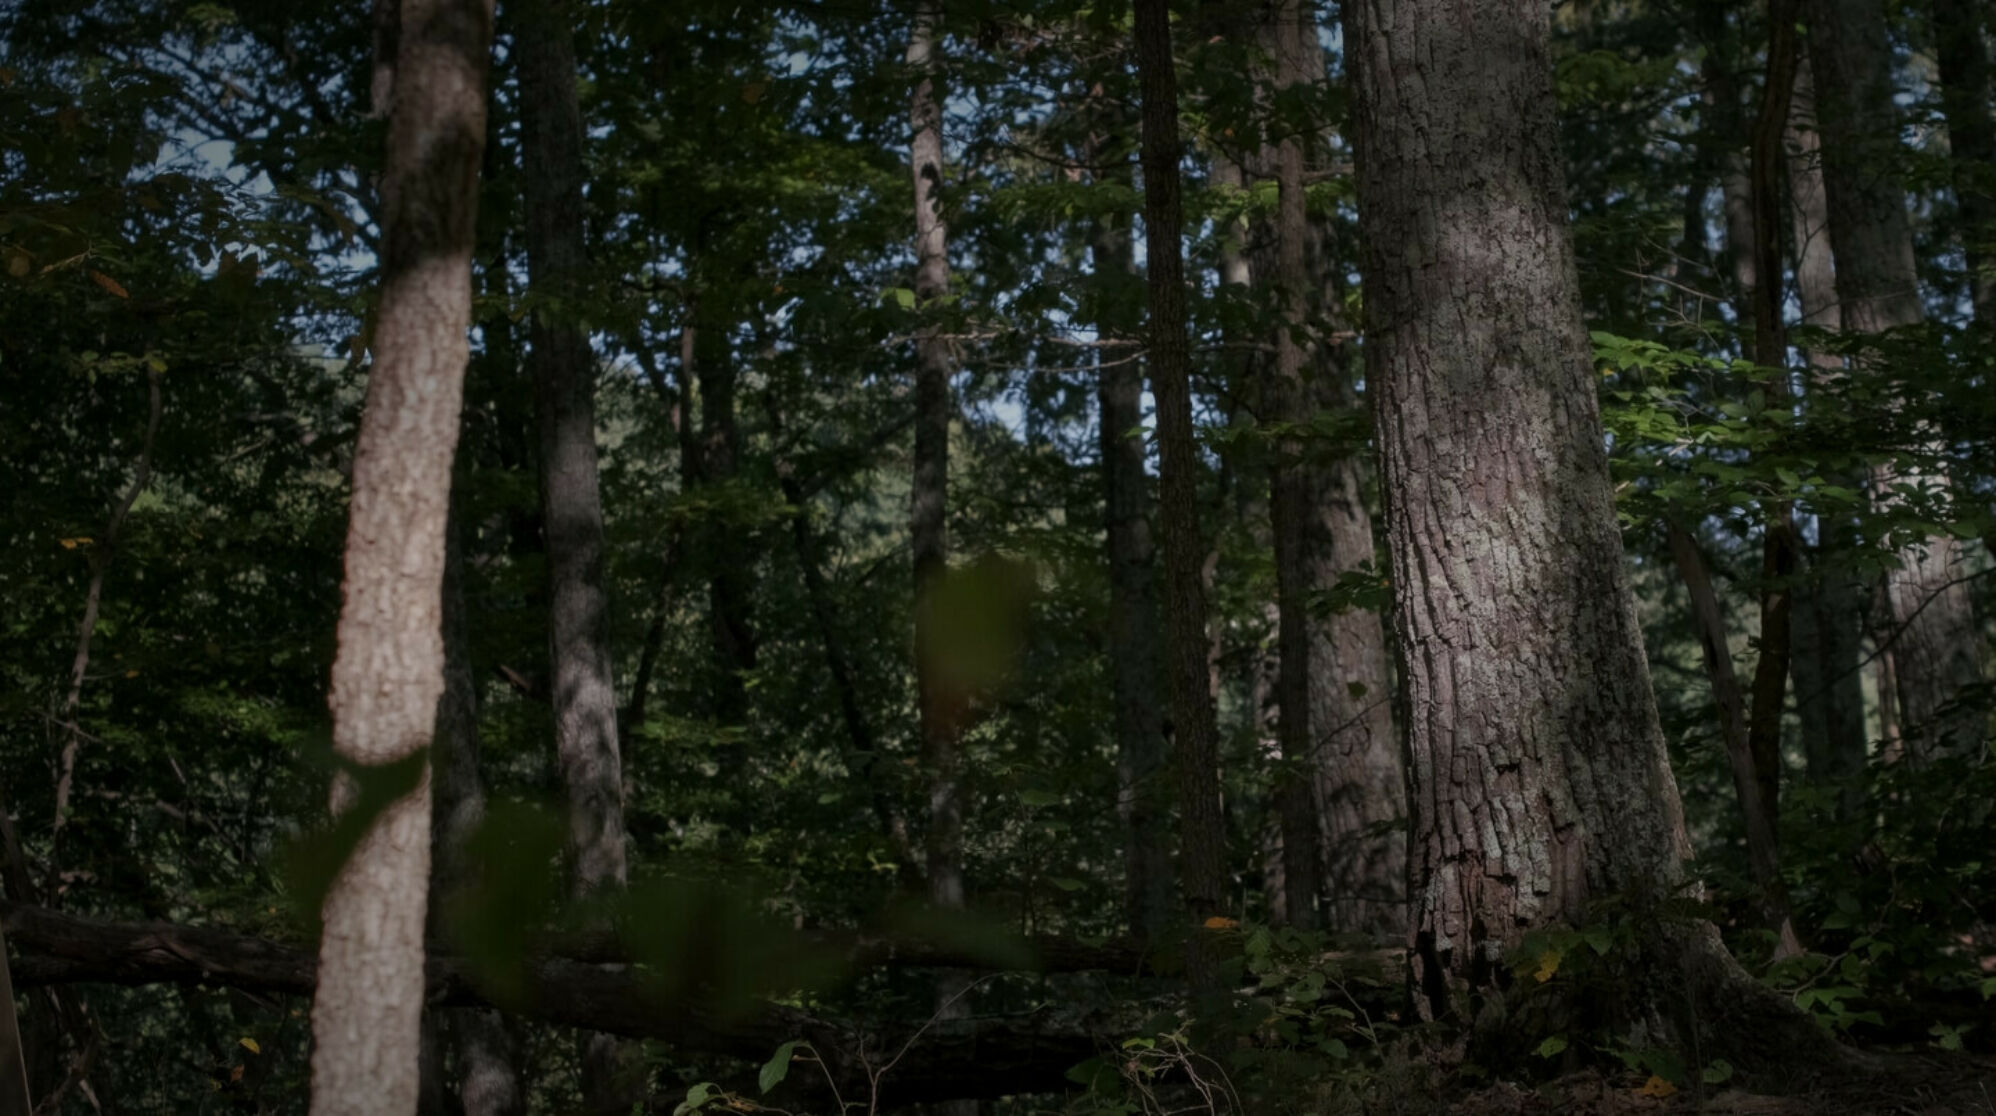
1, 0, 1993, 1112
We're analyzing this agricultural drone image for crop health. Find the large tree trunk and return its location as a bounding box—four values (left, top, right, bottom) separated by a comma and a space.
515, 0, 641, 1109
906, 8, 975, 1109
1932, 0, 1996, 318
310, 0, 491, 1110
1135, 0, 1229, 986
1807, 0, 1988, 761
420, 501, 522, 1116
1344, 0, 1828, 1064
1785, 60, 1872, 789
1088, 119, 1173, 942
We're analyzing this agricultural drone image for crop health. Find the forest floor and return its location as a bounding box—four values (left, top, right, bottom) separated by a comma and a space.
1437, 1053, 1996, 1115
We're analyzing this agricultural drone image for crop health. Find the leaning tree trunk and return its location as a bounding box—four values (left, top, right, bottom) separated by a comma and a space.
1784, 58, 1871, 790
1932, 0, 1996, 319
1086, 116, 1173, 942
309, 0, 490, 1111
1344, 0, 1830, 1066
514, 0, 640, 1109
1135, 0, 1229, 986
906, 7, 975, 1108
1808, 0, 1988, 761
420, 500, 523, 1116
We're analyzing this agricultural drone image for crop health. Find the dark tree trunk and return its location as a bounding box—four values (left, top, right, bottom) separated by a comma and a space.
906, 9, 975, 1109
311, 0, 491, 1109
1345, 0, 1829, 1065
1087, 118, 1173, 942
1932, 0, 1996, 318
1263, 0, 1326, 932
420, 500, 523, 1116
1807, 0, 1988, 761
514, 0, 641, 1108
1784, 59, 1873, 793
1135, 0, 1230, 986
700, 340, 759, 740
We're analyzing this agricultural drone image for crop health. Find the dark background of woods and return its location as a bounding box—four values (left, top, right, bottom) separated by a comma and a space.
1, 0, 1993, 1111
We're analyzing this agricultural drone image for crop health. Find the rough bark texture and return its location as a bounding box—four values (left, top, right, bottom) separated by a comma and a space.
1784, 59, 1872, 790
1135, 0, 1230, 982
1807, 0, 1988, 761
1933, 0, 1996, 318
1089, 125, 1173, 942
1283, 2, 1406, 941
1263, 0, 1326, 932
1345, 0, 1830, 1065
419, 508, 522, 1116
906, 10, 975, 1110
311, 0, 490, 1109
514, 0, 640, 1108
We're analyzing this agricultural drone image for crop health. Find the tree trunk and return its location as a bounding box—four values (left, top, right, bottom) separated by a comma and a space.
1135, 0, 1229, 984
1345, 0, 1829, 1064
515, 0, 641, 1108
310, 0, 490, 1110
700, 339, 759, 743
1088, 118, 1173, 942
1932, 0, 1996, 318
420, 501, 523, 1116
1784, 58, 1872, 792
1273, 1, 1408, 941
1807, 0, 1988, 761
906, 8, 975, 1109
1262, 0, 1326, 933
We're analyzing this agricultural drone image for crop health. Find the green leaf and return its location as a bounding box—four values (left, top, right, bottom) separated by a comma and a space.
1047, 876, 1085, 892
758, 1041, 798, 1094
1533, 1036, 1568, 1058
1701, 1058, 1734, 1084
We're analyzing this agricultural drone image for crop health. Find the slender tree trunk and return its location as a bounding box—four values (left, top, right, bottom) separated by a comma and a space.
1087, 121, 1173, 942
1261, 0, 1326, 933
420, 501, 522, 1116
1784, 59, 1872, 792
1932, 0, 1996, 318
1345, 0, 1829, 1063
907, 9, 975, 1107
1135, 0, 1229, 985
309, 0, 490, 1109
514, 0, 640, 1108
700, 341, 759, 741
1693, 0, 1759, 332
1808, 0, 1988, 761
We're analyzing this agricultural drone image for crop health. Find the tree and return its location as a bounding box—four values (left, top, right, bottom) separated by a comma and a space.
515, 0, 642, 1106
1807, 0, 1989, 760
1134, 0, 1229, 980
1344, 0, 1825, 1060
309, 0, 492, 1110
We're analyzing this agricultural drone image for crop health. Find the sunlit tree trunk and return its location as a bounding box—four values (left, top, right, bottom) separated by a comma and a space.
515, 0, 641, 1108
1345, 0, 1828, 1061
1807, 0, 1988, 761
309, 0, 490, 1110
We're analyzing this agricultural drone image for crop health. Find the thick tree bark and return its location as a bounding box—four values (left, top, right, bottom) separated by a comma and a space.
1345, 0, 1829, 1064
310, 0, 490, 1110
906, 10, 975, 1110
1932, 0, 1996, 318
1087, 122, 1174, 942
1807, 0, 1988, 761
1135, 0, 1230, 985
1785, 59, 1872, 791
514, 0, 640, 1109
